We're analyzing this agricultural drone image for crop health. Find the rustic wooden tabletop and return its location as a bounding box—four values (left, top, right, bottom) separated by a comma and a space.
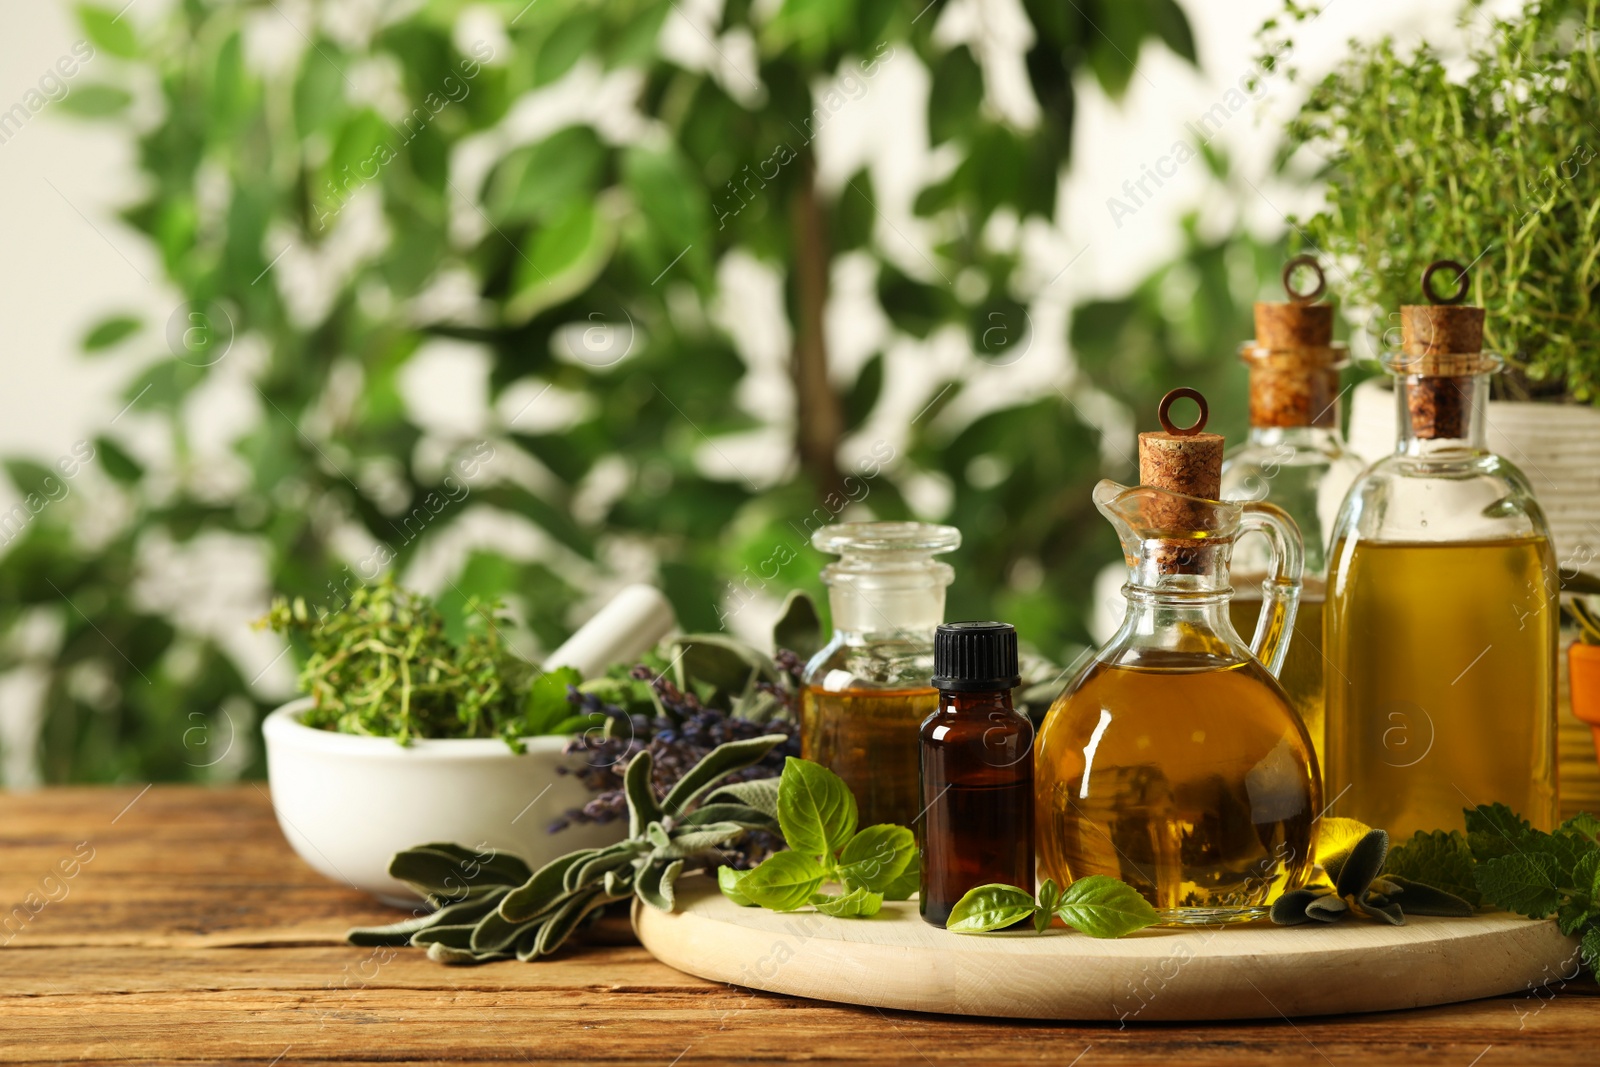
2, 785, 1596, 1065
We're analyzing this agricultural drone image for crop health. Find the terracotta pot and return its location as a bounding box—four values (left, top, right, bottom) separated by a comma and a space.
1571, 643, 1600, 766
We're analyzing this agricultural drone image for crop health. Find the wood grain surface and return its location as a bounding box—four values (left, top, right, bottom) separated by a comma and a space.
635, 882, 1579, 1021
2, 785, 1597, 1065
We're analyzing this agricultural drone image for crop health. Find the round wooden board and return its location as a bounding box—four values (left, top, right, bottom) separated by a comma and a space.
633, 880, 1577, 1022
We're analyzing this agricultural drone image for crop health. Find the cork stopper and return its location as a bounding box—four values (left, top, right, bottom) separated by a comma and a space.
1243, 256, 1345, 428
1395, 259, 1492, 439
1138, 389, 1223, 572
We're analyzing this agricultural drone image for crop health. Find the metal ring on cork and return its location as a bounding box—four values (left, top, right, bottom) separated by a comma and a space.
1281, 254, 1326, 305
1422, 259, 1470, 305
1157, 387, 1209, 437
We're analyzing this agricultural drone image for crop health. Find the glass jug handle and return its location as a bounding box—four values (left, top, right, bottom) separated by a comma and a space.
1237, 501, 1304, 678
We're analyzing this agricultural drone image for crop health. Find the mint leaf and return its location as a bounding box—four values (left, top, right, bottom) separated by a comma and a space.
740, 851, 826, 911
812, 886, 883, 917
945, 883, 1037, 933
1560, 812, 1600, 843
524, 667, 583, 733
1474, 851, 1562, 918
1556, 897, 1596, 936
776, 757, 858, 860
836, 824, 915, 893
1583, 926, 1600, 974
1383, 829, 1481, 907
1055, 875, 1161, 938
1466, 803, 1535, 862
717, 865, 755, 907
880, 852, 920, 901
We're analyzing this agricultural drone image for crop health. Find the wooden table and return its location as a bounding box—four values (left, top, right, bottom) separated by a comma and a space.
2, 786, 1596, 1065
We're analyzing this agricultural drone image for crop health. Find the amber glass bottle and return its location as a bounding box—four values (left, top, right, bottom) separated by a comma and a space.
919, 622, 1033, 926
801, 522, 960, 829
1325, 262, 1558, 838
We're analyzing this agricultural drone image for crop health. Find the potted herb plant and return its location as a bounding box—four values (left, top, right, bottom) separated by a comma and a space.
1269, 0, 1600, 807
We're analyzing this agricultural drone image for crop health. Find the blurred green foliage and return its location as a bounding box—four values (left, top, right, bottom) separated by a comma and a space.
1, 0, 1288, 783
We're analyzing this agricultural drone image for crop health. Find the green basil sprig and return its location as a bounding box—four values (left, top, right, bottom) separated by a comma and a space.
946, 876, 1160, 939
717, 757, 918, 917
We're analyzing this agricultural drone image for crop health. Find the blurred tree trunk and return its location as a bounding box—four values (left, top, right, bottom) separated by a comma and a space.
790, 154, 844, 500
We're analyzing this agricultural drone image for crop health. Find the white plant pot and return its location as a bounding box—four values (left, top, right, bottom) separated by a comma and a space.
263, 699, 624, 907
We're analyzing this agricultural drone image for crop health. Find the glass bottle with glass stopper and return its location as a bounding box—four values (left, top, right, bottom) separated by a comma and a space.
1325, 259, 1559, 838
1221, 255, 1365, 769
1035, 388, 1321, 924
802, 522, 960, 829
919, 621, 1033, 927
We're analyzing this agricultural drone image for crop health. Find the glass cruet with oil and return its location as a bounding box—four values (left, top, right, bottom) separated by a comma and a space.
802, 521, 960, 828
1035, 388, 1321, 924
1325, 260, 1559, 839
1221, 256, 1365, 769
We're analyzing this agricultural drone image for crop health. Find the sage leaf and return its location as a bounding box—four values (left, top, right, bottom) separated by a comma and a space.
813, 886, 883, 918
636, 859, 687, 912
836, 824, 915, 893
1385, 877, 1475, 917
881, 852, 920, 901
772, 590, 823, 661
651, 822, 748, 860
1053, 875, 1160, 938
740, 851, 826, 911
659, 733, 788, 815
945, 883, 1037, 933
679, 802, 779, 833
776, 756, 858, 859
500, 850, 593, 922
718, 865, 755, 906
704, 776, 780, 819
625, 750, 664, 837
1269, 888, 1326, 926
1332, 829, 1389, 898
532, 887, 604, 957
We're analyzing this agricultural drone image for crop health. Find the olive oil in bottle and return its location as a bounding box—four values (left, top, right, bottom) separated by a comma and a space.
1326, 537, 1558, 838
1324, 261, 1559, 839
803, 685, 939, 829
800, 522, 960, 829
1229, 584, 1326, 764
1221, 257, 1363, 768
1035, 390, 1320, 925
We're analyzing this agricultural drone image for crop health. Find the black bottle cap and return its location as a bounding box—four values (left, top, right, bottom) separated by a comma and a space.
932, 621, 1021, 692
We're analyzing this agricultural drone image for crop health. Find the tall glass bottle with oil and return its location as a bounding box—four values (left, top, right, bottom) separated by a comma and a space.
1325, 260, 1559, 838
802, 522, 960, 829
1221, 256, 1365, 769
1035, 390, 1321, 924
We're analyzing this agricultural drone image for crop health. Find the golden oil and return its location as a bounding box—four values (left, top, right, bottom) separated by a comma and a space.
802, 684, 939, 829
1034, 657, 1319, 923
1325, 536, 1558, 838
1230, 580, 1326, 767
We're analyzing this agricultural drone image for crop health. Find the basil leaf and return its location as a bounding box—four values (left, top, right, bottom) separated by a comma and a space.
836, 824, 915, 892
945, 883, 1037, 933
1034, 878, 1061, 932
881, 852, 920, 901
740, 851, 826, 911
524, 666, 583, 734
777, 757, 858, 859
1053, 875, 1160, 939
718, 865, 755, 906
813, 886, 883, 918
